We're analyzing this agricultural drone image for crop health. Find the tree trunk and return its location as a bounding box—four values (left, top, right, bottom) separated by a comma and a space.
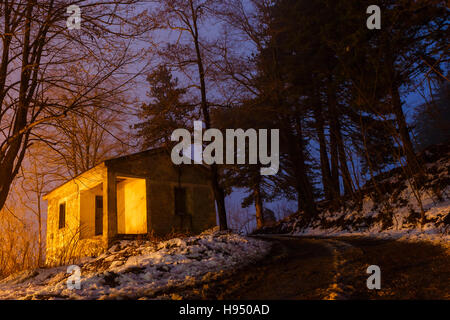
292, 116, 317, 220
211, 165, 227, 230
190, 1, 227, 230
328, 83, 341, 198
254, 180, 265, 229
37, 194, 42, 267
313, 102, 333, 200
0, 1, 34, 212
391, 84, 420, 172
335, 117, 354, 196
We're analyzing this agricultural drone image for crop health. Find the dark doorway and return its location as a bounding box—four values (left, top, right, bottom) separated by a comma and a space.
174, 187, 192, 232
95, 196, 103, 235
174, 187, 187, 216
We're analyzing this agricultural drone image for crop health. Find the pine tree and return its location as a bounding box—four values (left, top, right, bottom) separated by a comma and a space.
135, 65, 195, 150
414, 81, 450, 150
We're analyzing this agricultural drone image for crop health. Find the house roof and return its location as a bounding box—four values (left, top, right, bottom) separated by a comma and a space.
43, 147, 210, 199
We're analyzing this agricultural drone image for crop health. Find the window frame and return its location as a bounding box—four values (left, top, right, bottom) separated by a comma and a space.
58, 202, 66, 229
95, 195, 103, 236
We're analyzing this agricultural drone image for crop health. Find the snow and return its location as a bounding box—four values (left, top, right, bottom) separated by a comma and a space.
291, 182, 450, 245
290, 186, 450, 246
269, 145, 450, 247
0, 228, 271, 300
295, 225, 450, 244
291, 191, 449, 244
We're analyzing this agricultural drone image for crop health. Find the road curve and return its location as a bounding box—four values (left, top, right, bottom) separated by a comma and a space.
179, 235, 450, 300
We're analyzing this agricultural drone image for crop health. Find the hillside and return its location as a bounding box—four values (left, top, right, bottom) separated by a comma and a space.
0, 229, 270, 300
258, 144, 450, 243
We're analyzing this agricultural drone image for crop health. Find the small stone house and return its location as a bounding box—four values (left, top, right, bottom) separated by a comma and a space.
44, 148, 217, 265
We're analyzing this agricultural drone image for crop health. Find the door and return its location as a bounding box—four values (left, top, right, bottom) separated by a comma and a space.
95, 196, 103, 235
174, 187, 191, 231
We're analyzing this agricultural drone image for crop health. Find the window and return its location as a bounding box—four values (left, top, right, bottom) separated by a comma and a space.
174, 187, 187, 216
58, 203, 66, 229
95, 196, 103, 236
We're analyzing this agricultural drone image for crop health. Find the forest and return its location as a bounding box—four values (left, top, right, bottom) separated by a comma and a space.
0, 0, 448, 283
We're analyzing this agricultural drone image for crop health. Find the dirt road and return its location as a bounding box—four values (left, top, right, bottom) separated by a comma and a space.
180, 235, 450, 300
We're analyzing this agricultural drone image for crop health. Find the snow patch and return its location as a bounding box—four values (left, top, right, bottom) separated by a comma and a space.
0, 229, 271, 300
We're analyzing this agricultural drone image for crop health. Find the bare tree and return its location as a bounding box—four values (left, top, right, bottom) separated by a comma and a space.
151, 0, 229, 229
45, 98, 131, 178
19, 150, 47, 267
0, 199, 37, 277
0, 0, 152, 212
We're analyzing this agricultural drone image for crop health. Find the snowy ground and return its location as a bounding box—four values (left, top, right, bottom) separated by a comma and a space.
262, 144, 450, 246
290, 186, 450, 246
0, 229, 271, 300
294, 225, 450, 246
292, 191, 450, 246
